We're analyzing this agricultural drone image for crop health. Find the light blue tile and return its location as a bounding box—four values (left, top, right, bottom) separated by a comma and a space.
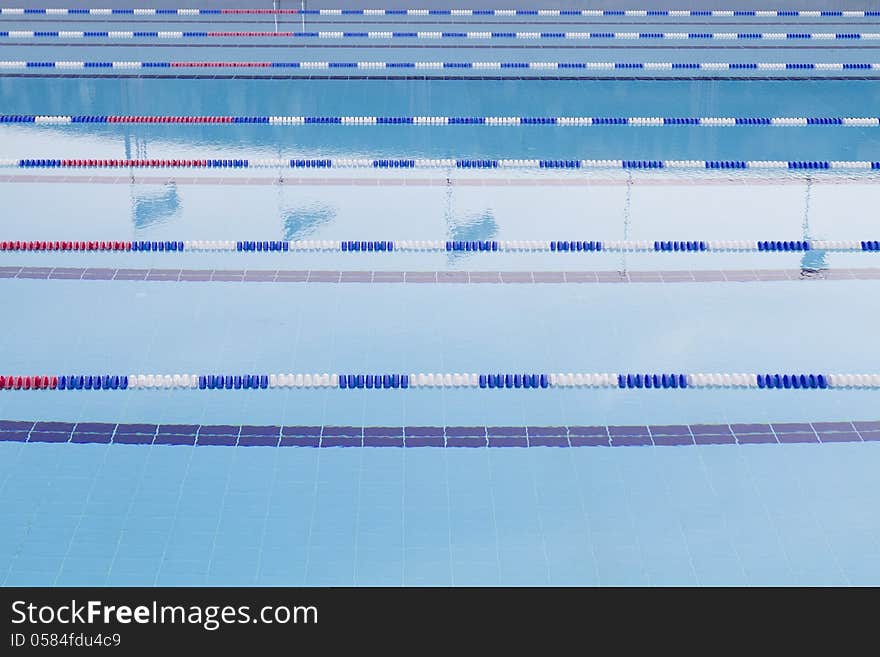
451, 562, 501, 586
5, 570, 58, 586
106, 572, 157, 586
4, 426, 880, 587
644, 559, 700, 586
548, 561, 600, 586
160, 559, 207, 577
156, 572, 208, 587
498, 548, 550, 585
8, 554, 64, 574
303, 561, 356, 587
55, 569, 112, 587
355, 552, 404, 586
108, 556, 162, 577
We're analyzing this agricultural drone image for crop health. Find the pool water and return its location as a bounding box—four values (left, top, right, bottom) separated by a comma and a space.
1, 2, 880, 587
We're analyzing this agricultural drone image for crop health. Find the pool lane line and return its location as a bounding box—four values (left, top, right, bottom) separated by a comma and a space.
6, 115, 879, 127
2, 372, 879, 391
3, 239, 879, 253
6, 20, 880, 28
4, 61, 880, 74
3, 419, 877, 447
9, 158, 880, 171
1, 265, 877, 284
3, 9, 880, 19
5, 30, 880, 41
11, 43, 880, 52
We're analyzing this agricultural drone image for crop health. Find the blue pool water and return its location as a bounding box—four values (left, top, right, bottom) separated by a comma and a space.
2, 2, 880, 587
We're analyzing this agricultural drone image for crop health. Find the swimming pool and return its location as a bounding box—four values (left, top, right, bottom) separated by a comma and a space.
2, 2, 880, 587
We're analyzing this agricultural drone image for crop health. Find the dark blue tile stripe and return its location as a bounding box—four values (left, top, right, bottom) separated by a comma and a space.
3, 266, 878, 285
1, 420, 877, 448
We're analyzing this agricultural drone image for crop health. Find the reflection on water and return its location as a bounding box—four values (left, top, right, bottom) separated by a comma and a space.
800, 177, 829, 273
448, 210, 497, 243
446, 209, 498, 261
5, 78, 880, 163
619, 173, 633, 272
132, 183, 180, 230
801, 250, 829, 272
282, 204, 335, 240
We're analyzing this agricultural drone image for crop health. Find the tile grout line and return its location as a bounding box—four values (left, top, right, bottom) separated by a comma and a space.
5, 266, 880, 284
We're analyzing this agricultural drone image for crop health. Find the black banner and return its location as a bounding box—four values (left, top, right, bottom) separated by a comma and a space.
0, 586, 872, 651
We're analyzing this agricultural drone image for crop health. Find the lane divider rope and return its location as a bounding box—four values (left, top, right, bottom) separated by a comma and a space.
3, 9, 879, 18
2, 61, 880, 72
7, 158, 880, 171
3, 239, 879, 253
6, 114, 880, 127
4, 30, 880, 41
2, 372, 879, 390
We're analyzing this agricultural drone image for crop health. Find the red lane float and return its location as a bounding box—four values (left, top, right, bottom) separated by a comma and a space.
104, 116, 236, 123
207, 32, 295, 37
0, 240, 133, 252
1, 376, 57, 390
170, 61, 272, 68
30, 159, 216, 168
221, 8, 299, 13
